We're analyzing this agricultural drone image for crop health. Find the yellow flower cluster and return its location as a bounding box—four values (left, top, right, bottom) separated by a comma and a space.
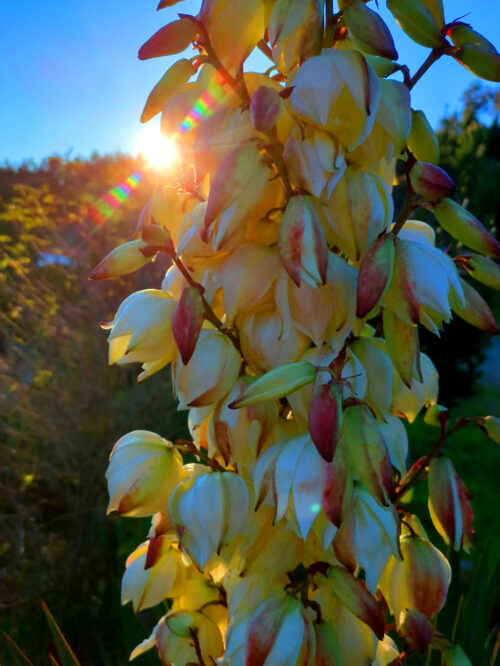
92, 1, 500, 663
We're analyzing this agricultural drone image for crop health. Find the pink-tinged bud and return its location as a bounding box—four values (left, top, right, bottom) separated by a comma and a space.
479, 415, 500, 444
106, 431, 182, 517
383, 309, 421, 388
327, 566, 385, 640
453, 278, 499, 334
246, 595, 315, 666
356, 233, 395, 317
434, 198, 500, 258
141, 223, 171, 248
343, 0, 398, 60
428, 457, 474, 552
279, 195, 328, 288
400, 610, 434, 653
379, 534, 451, 620
138, 19, 198, 60
461, 253, 500, 290
89, 239, 155, 280
343, 406, 393, 507
250, 86, 281, 132
409, 162, 456, 201
172, 287, 204, 365
308, 380, 342, 462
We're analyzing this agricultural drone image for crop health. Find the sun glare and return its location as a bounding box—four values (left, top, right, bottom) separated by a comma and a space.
133, 125, 179, 169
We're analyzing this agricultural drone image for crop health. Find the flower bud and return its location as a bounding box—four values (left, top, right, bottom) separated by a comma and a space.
436, 199, 500, 257
462, 253, 500, 289
141, 223, 171, 248
365, 55, 400, 78
448, 22, 497, 53
327, 566, 385, 640
246, 595, 315, 665
138, 18, 199, 60
356, 233, 395, 317
106, 431, 182, 517
387, 0, 446, 48
400, 610, 434, 653
424, 403, 449, 427
454, 43, 500, 82
409, 162, 456, 201
89, 239, 155, 280
453, 278, 499, 334
289, 49, 381, 151
408, 109, 440, 164
172, 286, 204, 365
121, 535, 185, 612
141, 58, 195, 123
343, 0, 398, 60
428, 457, 474, 552
169, 470, 249, 568
379, 534, 451, 620
308, 380, 342, 463
383, 309, 421, 388
174, 329, 241, 408
479, 415, 500, 444
279, 195, 328, 288
229, 361, 316, 408
250, 85, 281, 132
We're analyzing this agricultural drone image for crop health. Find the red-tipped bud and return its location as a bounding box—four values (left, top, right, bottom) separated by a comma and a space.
400, 610, 434, 653
356, 233, 395, 317
328, 566, 385, 640
172, 287, 204, 365
461, 253, 500, 290
409, 162, 456, 201
454, 43, 500, 83
250, 86, 281, 132
434, 198, 500, 258
428, 457, 474, 552
138, 19, 198, 60
308, 380, 342, 462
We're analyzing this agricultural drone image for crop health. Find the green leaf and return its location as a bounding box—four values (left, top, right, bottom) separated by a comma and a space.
41, 601, 80, 666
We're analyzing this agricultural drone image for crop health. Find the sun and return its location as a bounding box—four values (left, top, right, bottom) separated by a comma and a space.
133, 125, 179, 169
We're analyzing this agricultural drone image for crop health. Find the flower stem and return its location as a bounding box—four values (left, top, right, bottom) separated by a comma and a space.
407, 48, 445, 91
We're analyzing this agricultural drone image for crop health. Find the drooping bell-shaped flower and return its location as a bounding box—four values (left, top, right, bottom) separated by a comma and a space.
106, 431, 182, 517
173, 329, 241, 408
289, 49, 381, 150
121, 534, 186, 612
169, 469, 249, 569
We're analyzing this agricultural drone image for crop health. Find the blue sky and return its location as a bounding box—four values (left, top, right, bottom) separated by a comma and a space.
1, 0, 499, 165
